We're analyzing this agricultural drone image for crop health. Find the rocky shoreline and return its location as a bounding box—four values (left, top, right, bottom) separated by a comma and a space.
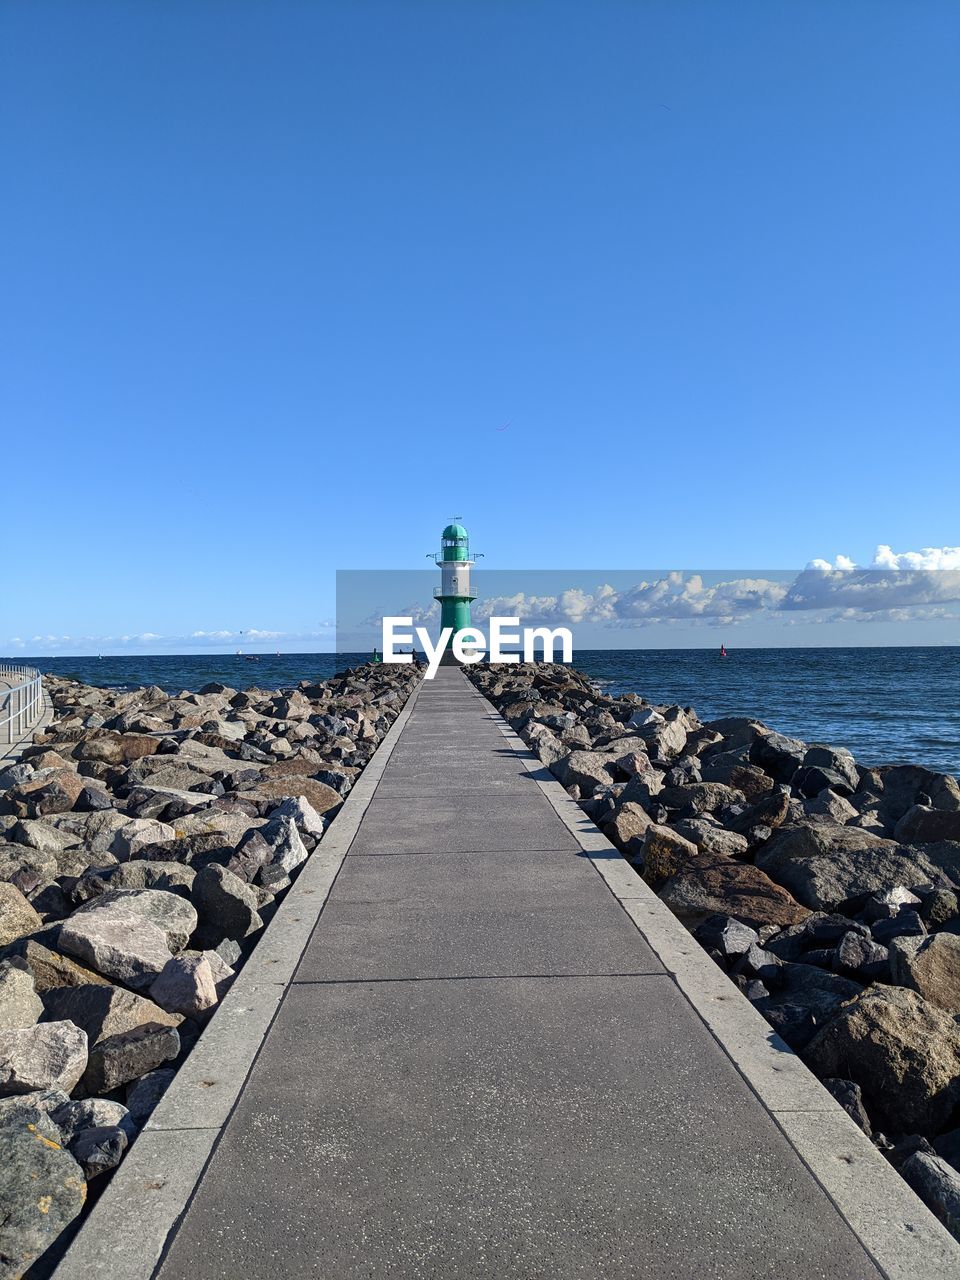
466, 661, 960, 1240
0, 664, 418, 1279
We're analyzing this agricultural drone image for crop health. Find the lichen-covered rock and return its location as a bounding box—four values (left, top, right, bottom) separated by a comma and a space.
11, 941, 110, 994
0, 1125, 86, 1279
0, 1022, 88, 1096
805, 986, 960, 1132
641, 824, 701, 885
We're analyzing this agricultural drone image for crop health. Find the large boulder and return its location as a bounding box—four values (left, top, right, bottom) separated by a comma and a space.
656, 783, 744, 817
0, 1127, 86, 1279
83, 1022, 180, 1094
73, 859, 196, 903
75, 731, 160, 765
895, 806, 960, 845
749, 731, 806, 782
0, 886, 42, 947
42, 983, 180, 1045
192, 865, 263, 943
877, 766, 960, 831
11, 942, 109, 994
603, 803, 652, 861
889, 932, 960, 1014
245, 777, 341, 816
149, 954, 218, 1018
805, 986, 960, 1132
551, 750, 618, 796
755, 824, 958, 911
109, 818, 177, 860
0, 1022, 88, 1095
641, 825, 701, 886
59, 905, 172, 991
658, 857, 810, 930
72, 889, 197, 952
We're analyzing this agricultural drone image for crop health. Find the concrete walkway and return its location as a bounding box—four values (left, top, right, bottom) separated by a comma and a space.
130, 666, 907, 1279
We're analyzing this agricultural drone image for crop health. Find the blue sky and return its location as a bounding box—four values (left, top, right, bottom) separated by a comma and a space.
2, 1, 958, 654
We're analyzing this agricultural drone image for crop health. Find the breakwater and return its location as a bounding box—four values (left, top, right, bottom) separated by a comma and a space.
0, 663, 418, 1278
466, 661, 960, 1240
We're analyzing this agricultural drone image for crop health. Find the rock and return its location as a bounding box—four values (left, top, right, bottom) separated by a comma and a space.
19, 770, 85, 817
74, 889, 197, 952
823, 1078, 872, 1137
245, 777, 341, 815
269, 794, 326, 840
671, 819, 750, 858
109, 817, 177, 860
0, 1126, 86, 1277
76, 784, 114, 812
921, 888, 960, 929
0, 884, 42, 947
69, 1123, 128, 1178
657, 783, 744, 818
51, 1096, 134, 1143
805, 986, 960, 1132
895, 805, 960, 845
74, 859, 196, 902
641, 825, 701, 885
804, 790, 858, 825
863, 886, 923, 921
756, 824, 957, 912
832, 931, 889, 981
0, 962, 43, 1029
699, 760, 773, 802
877, 765, 960, 831
192, 864, 263, 942
125, 1067, 175, 1123
76, 730, 160, 765
59, 905, 173, 991
901, 1151, 960, 1239
0, 1022, 88, 1095
603, 803, 652, 860
889, 932, 960, 1013
256, 814, 308, 877
83, 1022, 180, 1094
11, 941, 109, 994
755, 964, 863, 1050
0, 1091, 68, 1144
551, 750, 618, 796
42, 983, 180, 1045
871, 910, 927, 946
658, 856, 810, 930
693, 915, 758, 959
749, 731, 806, 782
149, 954, 218, 1018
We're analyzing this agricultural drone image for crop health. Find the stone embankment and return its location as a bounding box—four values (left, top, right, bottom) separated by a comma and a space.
467, 662, 960, 1241
0, 664, 418, 1279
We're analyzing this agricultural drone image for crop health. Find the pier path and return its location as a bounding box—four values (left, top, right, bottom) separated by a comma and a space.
57, 666, 960, 1279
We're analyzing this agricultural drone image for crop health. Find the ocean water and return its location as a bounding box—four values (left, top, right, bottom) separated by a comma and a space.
20, 646, 960, 775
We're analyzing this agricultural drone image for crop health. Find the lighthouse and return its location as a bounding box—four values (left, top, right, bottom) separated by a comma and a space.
431, 518, 479, 660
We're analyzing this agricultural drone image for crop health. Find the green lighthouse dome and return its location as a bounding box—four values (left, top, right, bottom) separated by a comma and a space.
442, 522, 468, 540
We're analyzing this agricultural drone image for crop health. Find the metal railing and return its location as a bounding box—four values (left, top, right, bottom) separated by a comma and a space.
433, 586, 478, 600
0, 665, 44, 746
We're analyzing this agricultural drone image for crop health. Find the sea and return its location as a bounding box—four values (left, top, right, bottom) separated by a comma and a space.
19, 646, 960, 777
